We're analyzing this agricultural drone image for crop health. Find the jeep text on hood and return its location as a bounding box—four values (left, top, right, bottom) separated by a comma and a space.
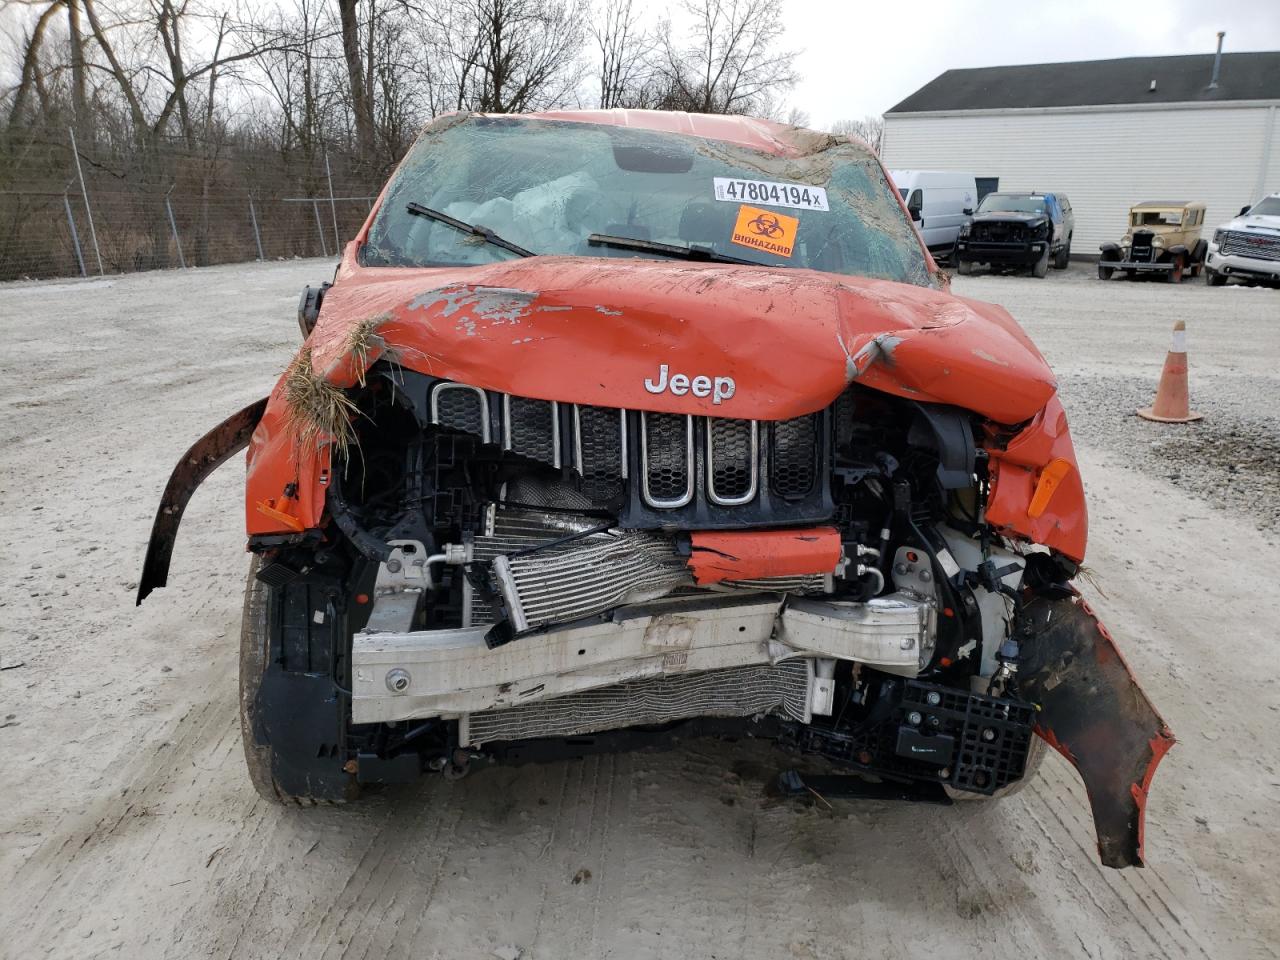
139, 111, 1172, 869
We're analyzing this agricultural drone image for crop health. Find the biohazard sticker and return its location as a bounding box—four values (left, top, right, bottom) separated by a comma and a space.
730, 204, 798, 258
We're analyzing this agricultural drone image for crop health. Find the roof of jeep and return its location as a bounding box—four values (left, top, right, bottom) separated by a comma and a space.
1134, 200, 1203, 208
511, 109, 806, 156
889, 51, 1280, 113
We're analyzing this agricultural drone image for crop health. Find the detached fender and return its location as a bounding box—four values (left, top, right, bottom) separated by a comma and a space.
1018, 593, 1175, 868
136, 398, 268, 605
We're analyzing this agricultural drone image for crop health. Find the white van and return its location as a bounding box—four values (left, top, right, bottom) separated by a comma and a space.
889, 170, 978, 260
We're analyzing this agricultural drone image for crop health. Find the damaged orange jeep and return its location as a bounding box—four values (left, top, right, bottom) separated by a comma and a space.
139, 111, 1172, 867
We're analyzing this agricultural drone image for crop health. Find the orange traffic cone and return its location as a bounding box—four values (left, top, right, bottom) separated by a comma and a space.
1137, 320, 1202, 423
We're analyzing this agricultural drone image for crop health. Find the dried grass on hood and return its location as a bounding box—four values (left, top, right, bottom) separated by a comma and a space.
282, 346, 360, 458
346, 313, 394, 387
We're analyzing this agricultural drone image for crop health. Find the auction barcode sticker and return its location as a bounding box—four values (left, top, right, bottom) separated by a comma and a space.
713, 177, 829, 211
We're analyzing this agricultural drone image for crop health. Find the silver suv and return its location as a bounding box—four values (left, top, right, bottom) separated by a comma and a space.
1204, 193, 1280, 286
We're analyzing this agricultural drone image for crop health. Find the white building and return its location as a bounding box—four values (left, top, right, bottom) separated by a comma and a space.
881, 50, 1280, 254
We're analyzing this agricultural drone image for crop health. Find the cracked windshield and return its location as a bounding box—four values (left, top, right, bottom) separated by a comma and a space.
363, 117, 931, 284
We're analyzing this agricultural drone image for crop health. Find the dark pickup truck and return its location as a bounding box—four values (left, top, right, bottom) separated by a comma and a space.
954, 192, 1074, 278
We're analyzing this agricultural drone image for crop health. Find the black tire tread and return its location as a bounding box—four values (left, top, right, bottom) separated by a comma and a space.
239, 559, 347, 806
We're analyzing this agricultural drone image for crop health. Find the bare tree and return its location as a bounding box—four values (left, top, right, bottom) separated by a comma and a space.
436, 0, 587, 113
591, 0, 656, 109
830, 115, 883, 155
65, 0, 88, 119
654, 0, 797, 115
781, 104, 808, 128
7, 0, 66, 126
337, 0, 374, 158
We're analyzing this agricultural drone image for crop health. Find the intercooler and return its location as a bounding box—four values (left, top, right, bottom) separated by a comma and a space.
469, 499, 825, 636
468, 500, 693, 631
459, 659, 812, 746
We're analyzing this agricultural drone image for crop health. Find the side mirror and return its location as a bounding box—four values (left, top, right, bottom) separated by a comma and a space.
962, 208, 974, 216
907, 202, 922, 222
298, 282, 331, 339
1239, 204, 1252, 217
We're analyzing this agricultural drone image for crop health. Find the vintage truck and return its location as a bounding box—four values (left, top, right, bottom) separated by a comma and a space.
139, 110, 1172, 868
1098, 201, 1207, 282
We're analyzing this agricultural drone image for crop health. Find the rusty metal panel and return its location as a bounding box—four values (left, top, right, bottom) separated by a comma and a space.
1019, 594, 1175, 868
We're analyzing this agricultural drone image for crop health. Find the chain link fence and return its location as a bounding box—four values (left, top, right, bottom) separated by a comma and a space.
0, 131, 381, 282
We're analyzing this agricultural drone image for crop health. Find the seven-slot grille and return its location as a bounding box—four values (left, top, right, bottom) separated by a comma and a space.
1220, 229, 1280, 262
427, 381, 823, 512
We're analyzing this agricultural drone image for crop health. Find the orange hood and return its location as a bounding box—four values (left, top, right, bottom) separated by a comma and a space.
308, 255, 1056, 425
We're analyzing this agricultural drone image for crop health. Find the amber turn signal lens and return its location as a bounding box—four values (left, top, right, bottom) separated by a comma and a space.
1027, 458, 1074, 519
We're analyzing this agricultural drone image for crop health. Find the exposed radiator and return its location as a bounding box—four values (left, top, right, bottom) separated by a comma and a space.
491, 524, 692, 634
460, 659, 813, 746
472, 502, 832, 635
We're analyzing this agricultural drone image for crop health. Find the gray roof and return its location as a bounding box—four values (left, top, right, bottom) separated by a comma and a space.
888, 52, 1280, 114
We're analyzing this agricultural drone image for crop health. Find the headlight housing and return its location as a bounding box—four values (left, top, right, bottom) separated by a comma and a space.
958, 222, 971, 237
1212, 229, 1224, 245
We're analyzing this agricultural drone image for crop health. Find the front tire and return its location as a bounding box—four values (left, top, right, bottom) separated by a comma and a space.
239, 560, 287, 803
1032, 248, 1050, 278
1098, 264, 1114, 281
1053, 237, 1071, 269
956, 258, 973, 276
239, 559, 360, 805
1205, 267, 1227, 287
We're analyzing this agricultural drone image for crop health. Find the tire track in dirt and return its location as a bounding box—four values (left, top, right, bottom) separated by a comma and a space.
8, 669, 237, 956
1029, 759, 1213, 959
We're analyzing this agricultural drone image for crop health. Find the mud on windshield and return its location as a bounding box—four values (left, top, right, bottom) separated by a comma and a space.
361, 116, 933, 286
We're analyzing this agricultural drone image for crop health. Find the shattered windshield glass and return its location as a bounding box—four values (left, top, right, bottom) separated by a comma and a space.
361, 116, 932, 285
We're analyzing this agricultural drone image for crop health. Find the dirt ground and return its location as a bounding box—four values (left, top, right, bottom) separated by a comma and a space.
1, 259, 1277, 960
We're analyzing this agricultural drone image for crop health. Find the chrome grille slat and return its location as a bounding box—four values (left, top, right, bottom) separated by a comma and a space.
431, 383, 490, 441
771, 416, 818, 498
503, 395, 560, 466
707, 418, 758, 506
641, 412, 694, 508
573, 405, 627, 502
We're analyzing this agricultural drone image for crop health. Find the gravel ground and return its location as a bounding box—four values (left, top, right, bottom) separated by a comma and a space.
954, 262, 1280, 538
1, 259, 1277, 960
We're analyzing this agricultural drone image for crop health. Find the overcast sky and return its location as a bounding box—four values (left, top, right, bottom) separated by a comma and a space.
789, 0, 1280, 128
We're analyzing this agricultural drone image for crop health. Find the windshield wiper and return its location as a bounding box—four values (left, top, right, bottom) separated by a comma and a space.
587, 233, 759, 266
405, 202, 534, 258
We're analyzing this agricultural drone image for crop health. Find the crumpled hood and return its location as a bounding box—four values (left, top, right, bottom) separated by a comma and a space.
309, 256, 1057, 425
